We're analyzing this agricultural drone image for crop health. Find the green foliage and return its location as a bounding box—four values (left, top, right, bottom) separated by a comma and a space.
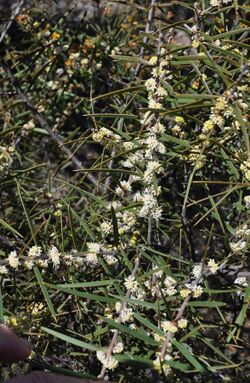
0, 1, 249, 382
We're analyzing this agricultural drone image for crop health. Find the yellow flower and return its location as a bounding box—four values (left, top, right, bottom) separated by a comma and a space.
175, 116, 185, 125
180, 288, 191, 298
51, 32, 61, 40
192, 40, 200, 49
149, 56, 158, 65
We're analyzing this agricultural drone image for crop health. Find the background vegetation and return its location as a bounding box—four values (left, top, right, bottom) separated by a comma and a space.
0, 1, 249, 382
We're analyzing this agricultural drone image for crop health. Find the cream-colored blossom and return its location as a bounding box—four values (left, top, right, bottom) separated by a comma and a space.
162, 320, 178, 334
230, 240, 246, 253
210, 0, 221, 6
120, 307, 133, 323
180, 288, 191, 298
96, 351, 118, 370
244, 196, 250, 209
28, 246, 42, 258
48, 246, 60, 267
192, 285, 203, 298
178, 318, 188, 329
115, 180, 132, 195
113, 342, 124, 354
103, 254, 117, 265
240, 159, 250, 181
192, 264, 203, 278
24, 260, 34, 270
8, 251, 19, 269
124, 275, 139, 291
207, 259, 219, 273
234, 277, 247, 287
0, 265, 8, 274
100, 221, 112, 235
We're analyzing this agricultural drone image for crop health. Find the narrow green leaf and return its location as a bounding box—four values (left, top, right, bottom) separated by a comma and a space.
41, 327, 102, 351
111, 206, 119, 247
16, 181, 36, 242
0, 218, 23, 238
172, 339, 205, 372
101, 317, 158, 346
0, 279, 3, 323
188, 301, 226, 308
34, 267, 56, 319
56, 280, 117, 288
133, 312, 165, 336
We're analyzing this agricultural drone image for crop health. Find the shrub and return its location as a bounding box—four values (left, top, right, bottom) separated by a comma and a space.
0, 1, 249, 382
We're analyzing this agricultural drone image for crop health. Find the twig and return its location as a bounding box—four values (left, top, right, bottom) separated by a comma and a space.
0, 58, 103, 192
98, 255, 142, 379
0, 0, 24, 45
134, 0, 157, 77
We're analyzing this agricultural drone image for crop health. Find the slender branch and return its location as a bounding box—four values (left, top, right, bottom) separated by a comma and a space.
0, 0, 24, 45
98, 255, 142, 379
134, 0, 157, 77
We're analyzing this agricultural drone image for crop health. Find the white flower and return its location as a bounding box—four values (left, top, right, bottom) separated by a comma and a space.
100, 221, 112, 235
164, 276, 177, 287
234, 277, 248, 287
210, 0, 221, 6
240, 159, 250, 181
192, 285, 203, 298
156, 86, 167, 97
165, 286, 177, 296
24, 260, 35, 270
37, 259, 49, 268
177, 318, 188, 329
113, 342, 124, 354
148, 98, 162, 109
192, 264, 203, 278
120, 307, 133, 323
115, 302, 122, 312
143, 161, 163, 182
48, 246, 61, 267
85, 253, 98, 266
28, 246, 42, 258
151, 122, 166, 134
87, 242, 101, 254
145, 78, 156, 92
115, 180, 132, 195
153, 355, 171, 375
243, 196, 250, 209
207, 259, 219, 274
230, 240, 246, 253
0, 265, 8, 274
162, 320, 178, 333
103, 254, 117, 265
124, 275, 139, 292
8, 251, 19, 269
96, 351, 118, 370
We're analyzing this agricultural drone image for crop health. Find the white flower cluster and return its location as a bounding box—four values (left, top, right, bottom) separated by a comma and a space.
0, 145, 15, 173
240, 158, 250, 182
230, 222, 249, 254
137, 187, 163, 220
0, 245, 85, 275
189, 95, 235, 169
92, 127, 121, 145
244, 195, 250, 209
210, 0, 233, 6
96, 351, 118, 370
85, 242, 100, 265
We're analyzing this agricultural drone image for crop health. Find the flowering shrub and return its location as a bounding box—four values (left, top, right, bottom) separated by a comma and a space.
0, 1, 249, 382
